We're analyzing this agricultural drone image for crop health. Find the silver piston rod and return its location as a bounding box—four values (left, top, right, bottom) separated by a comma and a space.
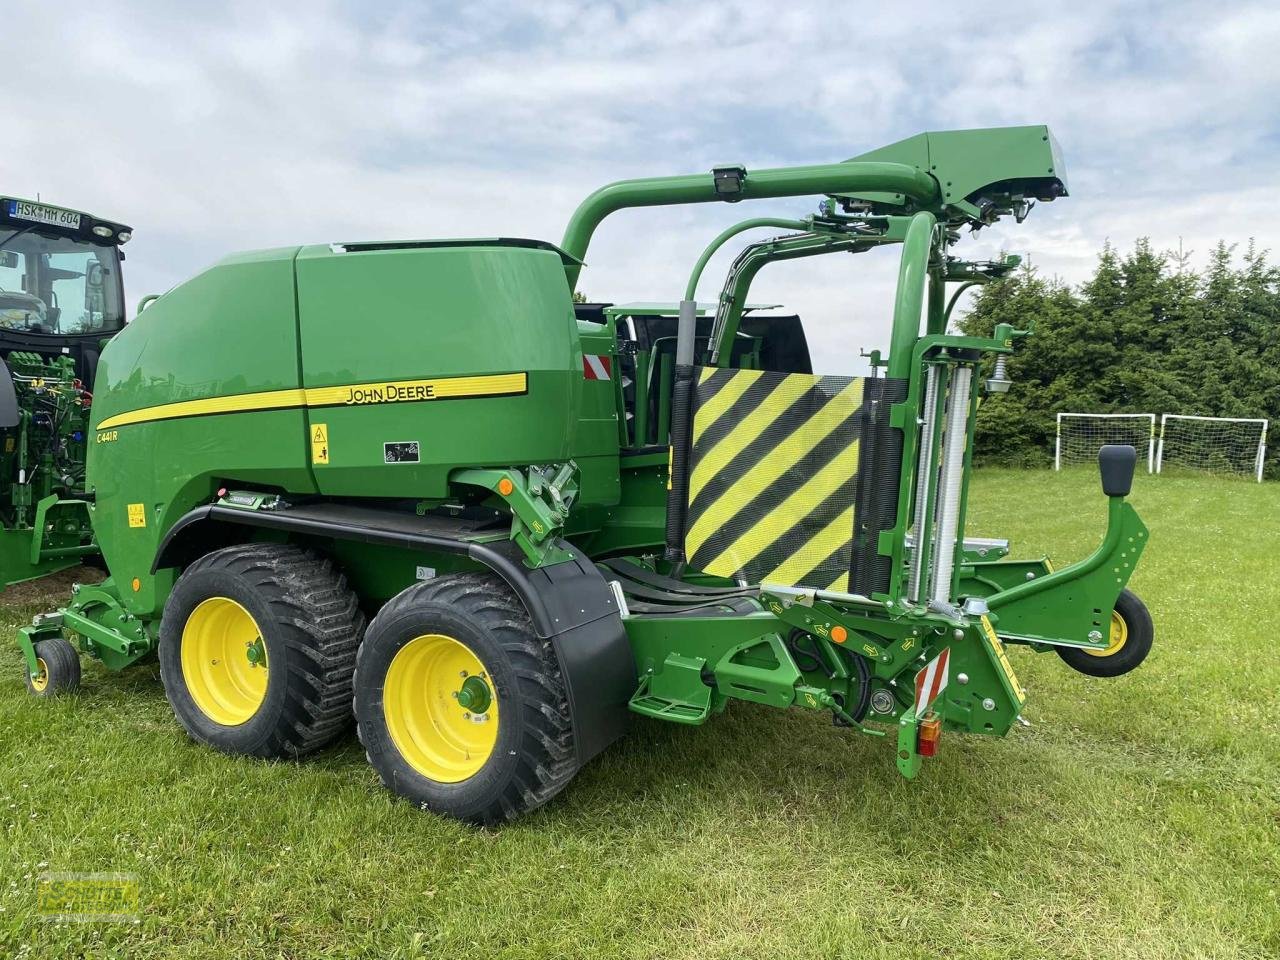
907, 365, 941, 601
928, 365, 974, 603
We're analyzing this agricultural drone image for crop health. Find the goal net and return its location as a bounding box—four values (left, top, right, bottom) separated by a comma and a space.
1157, 415, 1269, 482
1055, 413, 1156, 472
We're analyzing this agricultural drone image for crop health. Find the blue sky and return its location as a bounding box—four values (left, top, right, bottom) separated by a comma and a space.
5, 0, 1278, 371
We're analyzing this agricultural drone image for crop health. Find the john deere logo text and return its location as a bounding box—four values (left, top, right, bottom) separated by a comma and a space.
344, 383, 437, 405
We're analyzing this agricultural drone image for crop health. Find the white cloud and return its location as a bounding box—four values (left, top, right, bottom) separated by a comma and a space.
2, 0, 1276, 373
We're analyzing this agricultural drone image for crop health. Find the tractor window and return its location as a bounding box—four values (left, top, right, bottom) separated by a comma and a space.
0, 229, 124, 335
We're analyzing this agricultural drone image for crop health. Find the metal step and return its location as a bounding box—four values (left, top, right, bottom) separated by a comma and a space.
628, 653, 712, 724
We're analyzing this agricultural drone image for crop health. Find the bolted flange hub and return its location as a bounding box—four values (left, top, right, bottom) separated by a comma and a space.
455, 674, 492, 715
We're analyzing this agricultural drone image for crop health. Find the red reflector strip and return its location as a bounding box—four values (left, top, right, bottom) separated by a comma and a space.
583, 354, 612, 380
913, 647, 950, 717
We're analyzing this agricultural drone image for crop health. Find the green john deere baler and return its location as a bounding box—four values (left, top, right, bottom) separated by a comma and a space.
19, 125, 1153, 824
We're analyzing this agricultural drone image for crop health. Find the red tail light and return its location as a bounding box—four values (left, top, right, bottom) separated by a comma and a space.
917, 714, 943, 758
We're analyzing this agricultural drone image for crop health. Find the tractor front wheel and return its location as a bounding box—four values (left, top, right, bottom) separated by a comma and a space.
1057, 588, 1153, 678
354, 573, 578, 825
25, 637, 81, 696
159, 543, 365, 758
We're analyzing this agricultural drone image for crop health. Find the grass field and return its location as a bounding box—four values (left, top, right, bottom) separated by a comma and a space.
0, 468, 1277, 959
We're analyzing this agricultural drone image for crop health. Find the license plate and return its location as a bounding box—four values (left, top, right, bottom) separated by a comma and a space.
6, 200, 81, 230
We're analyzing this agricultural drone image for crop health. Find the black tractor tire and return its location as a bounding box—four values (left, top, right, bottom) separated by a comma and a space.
1057, 588, 1153, 678
25, 637, 81, 696
354, 573, 578, 826
159, 543, 365, 759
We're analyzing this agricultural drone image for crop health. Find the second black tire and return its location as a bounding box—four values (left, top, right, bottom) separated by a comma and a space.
354, 573, 579, 825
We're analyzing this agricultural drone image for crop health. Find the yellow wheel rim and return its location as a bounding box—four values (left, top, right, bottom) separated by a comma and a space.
180, 598, 270, 726
1087, 611, 1128, 658
383, 633, 498, 783
30, 657, 49, 692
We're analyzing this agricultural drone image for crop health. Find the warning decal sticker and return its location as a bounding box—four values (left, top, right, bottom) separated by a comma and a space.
127, 503, 146, 529
980, 615, 1026, 704
311, 423, 329, 464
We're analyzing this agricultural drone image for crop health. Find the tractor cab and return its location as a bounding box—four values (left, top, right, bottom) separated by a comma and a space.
0, 198, 128, 343
0, 198, 132, 586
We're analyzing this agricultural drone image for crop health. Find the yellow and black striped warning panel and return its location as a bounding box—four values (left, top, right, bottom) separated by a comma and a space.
683, 367, 905, 593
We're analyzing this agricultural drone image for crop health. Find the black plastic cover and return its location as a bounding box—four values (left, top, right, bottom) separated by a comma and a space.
1098, 444, 1137, 497
849, 376, 909, 596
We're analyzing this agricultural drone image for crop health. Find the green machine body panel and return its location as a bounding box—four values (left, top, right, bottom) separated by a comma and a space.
87, 246, 314, 617
293, 241, 619, 506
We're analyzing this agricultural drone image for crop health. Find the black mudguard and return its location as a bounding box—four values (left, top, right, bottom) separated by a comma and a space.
519, 544, 636, 765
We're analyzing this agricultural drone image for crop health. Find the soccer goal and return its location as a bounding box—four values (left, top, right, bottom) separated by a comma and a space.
1156, 414, 1269, 482
1055, 413, 1156, 472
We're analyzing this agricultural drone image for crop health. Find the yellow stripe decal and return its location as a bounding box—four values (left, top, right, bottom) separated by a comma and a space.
761, 504, 856, 588
690, 369, 762, 445
95, 389, 306, 430
685, 377, 863, 558
702, 435, 860, 576
95, 372, 528, 431
304, 372, 527, 408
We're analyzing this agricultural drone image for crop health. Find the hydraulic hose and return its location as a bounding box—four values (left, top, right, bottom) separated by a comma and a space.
684, 218, 810, 301
663, 299, 698, 564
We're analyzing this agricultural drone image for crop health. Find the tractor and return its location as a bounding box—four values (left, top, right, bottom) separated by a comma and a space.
0, 198, 132, 586
18, 126, 1153, 824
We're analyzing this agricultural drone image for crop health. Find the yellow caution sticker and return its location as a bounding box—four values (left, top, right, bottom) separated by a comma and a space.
127, 503, 146, 529
980, 615, 1026, 703
311, 423, 329, 465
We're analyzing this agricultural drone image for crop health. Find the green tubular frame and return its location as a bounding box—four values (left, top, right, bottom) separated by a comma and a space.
561, 161, 940, 288
887, 212, 938, 378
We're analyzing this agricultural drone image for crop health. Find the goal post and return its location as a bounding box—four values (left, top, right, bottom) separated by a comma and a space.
1157, 414, 1269, 482
1055, 413, 1156, 472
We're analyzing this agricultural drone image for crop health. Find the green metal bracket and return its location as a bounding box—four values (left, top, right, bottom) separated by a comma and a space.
896, 707, 923, 779
29, 495, 95, 565
712, 632, 801, 709
760, 589, 947, 680
16, 578, 156, 674
16, 616, 60, 676
985, 497, 1149, 649
63, 580, 155, 671
452, 463, 579, 568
